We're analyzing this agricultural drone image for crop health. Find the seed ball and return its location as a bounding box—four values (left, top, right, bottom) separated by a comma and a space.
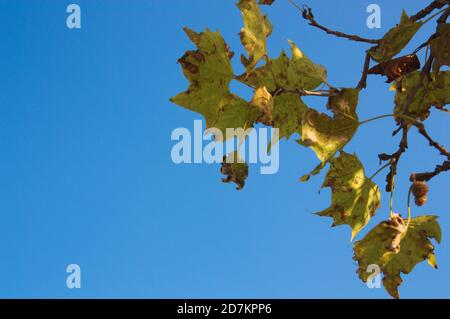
412, 181, 429, 198
411, 181, 429, 207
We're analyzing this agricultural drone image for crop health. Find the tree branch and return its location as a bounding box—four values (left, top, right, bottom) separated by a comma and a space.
437, 5, 450, 23
410, 160, 450, 182
378, 127, 409, 192
288, 1, 380, 44
410, 0, 449, 22
414, 122, 450, 159
356, 51, 372, 89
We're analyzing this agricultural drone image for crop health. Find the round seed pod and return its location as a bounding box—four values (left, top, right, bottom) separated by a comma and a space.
411, 181, 429, 207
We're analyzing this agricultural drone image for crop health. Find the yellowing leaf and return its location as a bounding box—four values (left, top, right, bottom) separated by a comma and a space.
237, 0, 273, 72
250, 86, 274, 125
317, 152, 381, 240
287, 40, 326, 90
299, 89, 359, 163
370, 10, 423, 63
239, 42, 324, 141
272, 92, 308, 140
394, 71, 450, 120
430, 23, 450, 74
171, 28, 255, 139
354, 215, 441, 299
240, 43, 326, 91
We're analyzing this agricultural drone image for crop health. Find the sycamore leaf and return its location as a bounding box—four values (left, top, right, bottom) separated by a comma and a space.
272, 92, 308, 140
354, 215, 441, 299
394, 71, 450, 120
221, 151, 249, 190
299, 88, 360, 163
170, 28, 255, 140
240, 42, 326, 91
237, 0, 273, 72
430, 23, 450, 75
240, 49, 289, 90
370, 10, 423, 63
287, 40, 327, 90
239, 42, 325, 141
317, 152, 381, 240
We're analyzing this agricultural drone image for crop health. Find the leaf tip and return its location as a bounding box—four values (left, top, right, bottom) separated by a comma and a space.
350, 230, 357, 242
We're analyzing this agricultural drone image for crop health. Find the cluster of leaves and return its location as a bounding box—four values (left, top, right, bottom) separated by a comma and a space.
171, 0, 449, 298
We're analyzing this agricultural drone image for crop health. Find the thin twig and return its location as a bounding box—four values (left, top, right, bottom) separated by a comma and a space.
414, 123, 450, 159
287, 1, 380, 44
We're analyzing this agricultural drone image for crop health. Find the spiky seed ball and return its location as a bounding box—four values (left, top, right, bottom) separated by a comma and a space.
412, 181, 429, 197
411, 181, 429, 207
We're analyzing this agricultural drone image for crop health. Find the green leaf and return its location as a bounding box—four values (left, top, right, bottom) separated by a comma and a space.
221, 151, 249, 190
237, 0, 273, 72
370, 10, 423, 63
394, 71, 450, 120
272, 92, 308, 141
239, 42, 325, 141
317, 152, 381, 240
240, 42, 326, 91
299, 88, 360, 163
354, 215, 441, 299
170, 28, 255, 139
249, 87, 308, 142
287, 40, 327, 91
430, 23, 450, 74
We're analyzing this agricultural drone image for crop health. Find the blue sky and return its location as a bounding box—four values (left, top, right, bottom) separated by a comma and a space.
0, 0, 448, 298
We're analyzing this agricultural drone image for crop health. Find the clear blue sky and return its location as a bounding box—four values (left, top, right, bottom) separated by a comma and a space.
0, 0, 448, 298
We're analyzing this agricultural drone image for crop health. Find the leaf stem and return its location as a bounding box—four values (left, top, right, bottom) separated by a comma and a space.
422, 7, 448, 24
358, 114, 395, 126
327, 113, 410, 134
389, 172, 395, 219
369, 162, 391, 180
406, 185, 413, 227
